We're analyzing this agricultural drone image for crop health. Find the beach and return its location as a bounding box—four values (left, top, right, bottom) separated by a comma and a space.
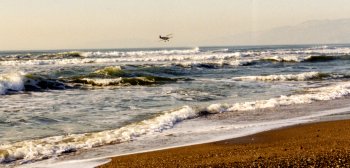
2, 46, 350, 166
99, 119, 350, 168
2, 1, 350, 167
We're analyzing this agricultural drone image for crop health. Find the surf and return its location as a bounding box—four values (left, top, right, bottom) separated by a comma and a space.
2, 81, 350, 164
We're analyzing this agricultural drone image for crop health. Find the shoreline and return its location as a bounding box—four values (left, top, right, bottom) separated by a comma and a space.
10, 97, 350, 168
19, 97, 350, 168
98, 119, 350, 167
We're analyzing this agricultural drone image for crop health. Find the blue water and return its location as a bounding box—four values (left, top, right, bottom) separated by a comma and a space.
1, 44, 350, 165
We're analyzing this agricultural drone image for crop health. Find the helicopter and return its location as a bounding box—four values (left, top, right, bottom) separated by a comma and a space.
159, 34, 172, 42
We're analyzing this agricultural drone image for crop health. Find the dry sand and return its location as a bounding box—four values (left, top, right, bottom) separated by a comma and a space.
98, 119, 350, 168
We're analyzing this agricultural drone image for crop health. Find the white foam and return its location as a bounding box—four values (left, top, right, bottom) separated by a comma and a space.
0, 58, 103, 66
263, 47, 350, 56
0, 72, 25, 95
20, 158, 111, 168
262, 55, 303, 62
79, 78, 123, 86
173, 59, 243, 68
25, 105, 350, 168
2, 47, 350, 66
205, 82, 350, 113
2, 81, 350, 164
303, 47, 350, 55
0, 106, 197, 163
0, 52, 242, 66
82, 47, 201, 57
232, 71, 321, 81
259, 47, 350, 63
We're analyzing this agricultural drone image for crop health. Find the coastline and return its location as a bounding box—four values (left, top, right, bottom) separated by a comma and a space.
2, 45, 350, 167
98, 119, 350, 168
12, 97, 350, 168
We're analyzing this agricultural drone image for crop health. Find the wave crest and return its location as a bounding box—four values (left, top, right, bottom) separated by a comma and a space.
0, 72, 68, 95
91, 66, 123, 77
304, 55, 350, 62
82, 47, 200, 57
232, 71, 350, 82
1, 81, 350, 163
0, 72, 25, 95
206, 82, 350, 112
232, 72, 328, 81
70, 76, 178, 86
0, 106, 197, 163
2, 81, 350, 164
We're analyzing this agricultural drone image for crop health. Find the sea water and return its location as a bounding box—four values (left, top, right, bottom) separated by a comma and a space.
1, 45, 350, 166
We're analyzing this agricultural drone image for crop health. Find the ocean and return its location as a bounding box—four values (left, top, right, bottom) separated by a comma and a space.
1, 45, 350, 166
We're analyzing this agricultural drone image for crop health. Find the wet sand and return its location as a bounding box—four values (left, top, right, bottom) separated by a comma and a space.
99, 119, 350, 168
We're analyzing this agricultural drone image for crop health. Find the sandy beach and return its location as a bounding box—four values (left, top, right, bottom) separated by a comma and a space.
99, 119, 350, 168
3, 0, 350, 166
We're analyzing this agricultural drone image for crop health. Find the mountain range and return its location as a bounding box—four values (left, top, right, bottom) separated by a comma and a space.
228, 18, 350, 45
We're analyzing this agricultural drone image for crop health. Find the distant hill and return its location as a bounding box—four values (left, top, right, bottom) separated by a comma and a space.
229, 18, 350, 45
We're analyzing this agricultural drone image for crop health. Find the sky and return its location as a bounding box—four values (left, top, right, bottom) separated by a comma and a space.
1, 0, 350, 50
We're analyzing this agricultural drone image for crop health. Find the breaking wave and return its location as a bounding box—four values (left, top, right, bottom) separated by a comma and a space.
0, 72, 68, 95
1, 81, 350, 164
23, 74, 67, 91
0, 72, 25, 95
2, 47, 350, 67
0, 52, 83, 61
0, 52, 242, 66
260, 54, 350, 63
205, 81, 350, 112
34, 52, 83, 60
0, 106, 197, 164
232, 72, 330, 81
172, 59, 248, 68
81, 47, 201, 57
3, 54, 348, 68
63, 66, 183, 86
260, 55, 301, 62
0, 66, 187, 94
303, 55, 350, 62
69, 76, 178, 86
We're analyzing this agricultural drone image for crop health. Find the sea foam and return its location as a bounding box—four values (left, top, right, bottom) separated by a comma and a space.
1, 46, 350, 66
82, 47, 201, 57
206, 81, 350, 112
1, 81, 350, 164
0, 52, 241, 66
232, 72, 324, 81
0, 72, 25, 95
0, 72, 68, 95
0, 106, 196, 163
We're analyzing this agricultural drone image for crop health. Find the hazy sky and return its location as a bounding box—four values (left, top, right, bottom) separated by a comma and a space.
1, 0, 350, 50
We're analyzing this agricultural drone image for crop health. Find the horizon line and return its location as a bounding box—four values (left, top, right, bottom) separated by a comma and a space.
1, 43, 350, 52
